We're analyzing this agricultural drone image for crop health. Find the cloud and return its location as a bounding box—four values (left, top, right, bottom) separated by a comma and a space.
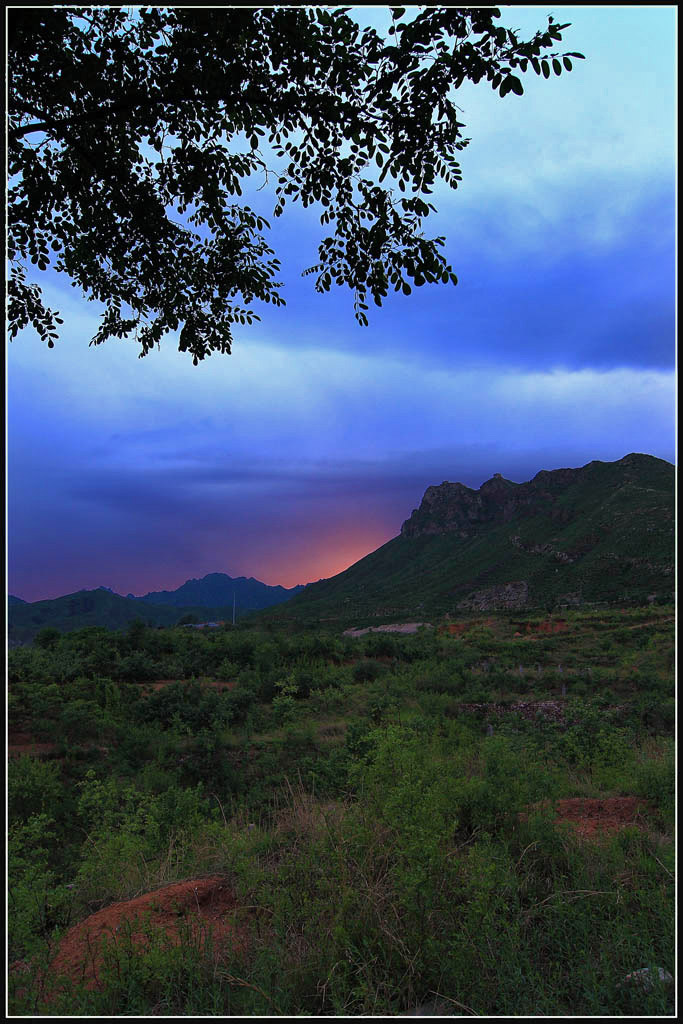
9, 316, 675, 599
7, 6, 675, 601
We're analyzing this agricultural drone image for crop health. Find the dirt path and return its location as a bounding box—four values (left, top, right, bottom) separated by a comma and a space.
8, 741, 58, 758
136, 678, 236, 691
620, 618, 674, 631
457, 700, 569, 723
8, 733, 58, 758
343, 622, 433, 638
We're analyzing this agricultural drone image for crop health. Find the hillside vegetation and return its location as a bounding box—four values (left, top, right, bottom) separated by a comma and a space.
8, 605, 674, 1015
8, 574, 303, 647
265, 454, 674, 627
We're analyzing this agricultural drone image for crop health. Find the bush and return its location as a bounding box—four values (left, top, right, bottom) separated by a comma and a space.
9, 756, 64, 825
363, 633, 397, 659
633, 741, 674, 819
353, 660, 385, 683
34, 627, 62, 651
221, 686, 256, 725
272, 694, 298, 726
8, 813, 75, 959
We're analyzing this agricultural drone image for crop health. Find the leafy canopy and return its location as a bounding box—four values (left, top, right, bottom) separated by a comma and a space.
8, 7, 582, 363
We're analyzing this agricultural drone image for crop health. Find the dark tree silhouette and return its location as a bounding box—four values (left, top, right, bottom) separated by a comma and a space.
8, 7, 582, 363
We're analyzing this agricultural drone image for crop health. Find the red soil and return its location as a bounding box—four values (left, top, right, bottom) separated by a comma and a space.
553, 797, 649, 839
443, 618, 496, 636
137, 679, 236, 692
8, 733, 58, 758
8, 733, 113, 759
48, 876, 248, 993
513, 619, 568, 638
522, 797, 650, 840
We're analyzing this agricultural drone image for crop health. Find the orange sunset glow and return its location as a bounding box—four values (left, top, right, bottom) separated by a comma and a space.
253, 525, 395, 590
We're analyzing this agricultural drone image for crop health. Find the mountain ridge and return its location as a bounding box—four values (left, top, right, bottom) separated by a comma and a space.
262, 453, 674, 625
129, 571, 304, 609
8, 454, 674, 641
7, 572, 305, 646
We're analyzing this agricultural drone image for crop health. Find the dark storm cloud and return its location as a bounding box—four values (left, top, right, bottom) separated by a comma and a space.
254, 182, 674, 373
7, 7, 675, 602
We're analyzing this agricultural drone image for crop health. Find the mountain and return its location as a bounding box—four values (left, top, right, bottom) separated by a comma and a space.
129, 572, 304, 610
8, 589, 180, 647
8, 595, 27, 605
263, 453, 674, 625
7, 574, 304, 646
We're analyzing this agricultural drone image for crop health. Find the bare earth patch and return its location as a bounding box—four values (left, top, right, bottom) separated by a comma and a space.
136, 678, 236, 692
443, 618, 496, 636
343, 622, 432, 638
457, 700, 568, 723
8, 733, 58, 758
553, 797, 649, 839
48, 876, 248, 993
513, 619, 568, 637
521, 797, 650, 841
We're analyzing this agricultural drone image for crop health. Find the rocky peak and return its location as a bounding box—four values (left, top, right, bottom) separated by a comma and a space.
479, 473, 516, 498
402, 481, 482, 538
402, 469, 550, 538
398, 453, 674, 543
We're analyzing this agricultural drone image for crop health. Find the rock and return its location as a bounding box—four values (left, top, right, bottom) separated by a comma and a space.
399, 467, 577, 539
621, 967, 673, 991
457, 580, 529, 612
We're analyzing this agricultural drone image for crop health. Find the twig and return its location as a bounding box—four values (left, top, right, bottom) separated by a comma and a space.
524, 889, 615, 919
515, 840, 539, 868
218, 971, 283, 1014
211, 791, 228, 827
654, 855, 674, 879
429, 990, 480, 1016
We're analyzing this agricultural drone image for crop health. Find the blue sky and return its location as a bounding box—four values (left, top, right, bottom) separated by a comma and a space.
7, 6, 676, 601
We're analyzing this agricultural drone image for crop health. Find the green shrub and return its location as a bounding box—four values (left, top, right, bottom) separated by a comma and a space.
363, 633, 398, 658
34, 627, 62, 650
9, 756, 64, 825
8, 813, 74, 959
633, 740, 674, 819
272, 694, 298, 725
352, 660, 385, 683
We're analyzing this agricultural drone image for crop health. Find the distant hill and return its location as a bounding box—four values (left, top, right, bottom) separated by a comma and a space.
130, 572, 304, 610
7, 575, 304, 646
263, 453, 674, 626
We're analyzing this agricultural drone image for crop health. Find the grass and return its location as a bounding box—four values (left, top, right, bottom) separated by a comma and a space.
7, 606, 675, 1016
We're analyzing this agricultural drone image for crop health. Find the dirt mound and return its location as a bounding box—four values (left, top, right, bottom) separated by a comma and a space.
49, 876, 247, 991
554, 797, 649, 839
